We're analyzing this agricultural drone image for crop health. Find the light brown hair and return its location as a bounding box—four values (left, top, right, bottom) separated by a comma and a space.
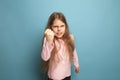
41, 12, 75, 73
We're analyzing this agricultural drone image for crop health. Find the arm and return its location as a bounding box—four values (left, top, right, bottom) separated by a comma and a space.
41, 37, 54, 61
73, 49, 80, 73
70, 34, 80, 73
41, 29, 55, 61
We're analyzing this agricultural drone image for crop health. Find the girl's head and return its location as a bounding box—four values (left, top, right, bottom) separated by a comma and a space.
46, 12, 70, 39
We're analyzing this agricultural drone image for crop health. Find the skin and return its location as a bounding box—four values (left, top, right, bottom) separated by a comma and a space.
51, 19, 66, 39
75, 67, 80, 73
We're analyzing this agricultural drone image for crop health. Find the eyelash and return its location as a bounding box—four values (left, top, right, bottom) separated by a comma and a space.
54, 26, 58, 28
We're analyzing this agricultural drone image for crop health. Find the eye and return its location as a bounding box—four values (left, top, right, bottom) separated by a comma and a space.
53, 26, 58, 28
61, 25, 65, 27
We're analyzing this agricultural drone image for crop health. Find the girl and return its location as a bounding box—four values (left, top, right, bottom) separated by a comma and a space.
41, 12, 80, 80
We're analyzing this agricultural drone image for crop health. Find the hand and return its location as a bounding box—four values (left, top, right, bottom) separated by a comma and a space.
75, 67, 80, 73
44, 29, 54, 44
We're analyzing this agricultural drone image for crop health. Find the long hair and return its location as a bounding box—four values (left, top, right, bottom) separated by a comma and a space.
41, 12, 75, 73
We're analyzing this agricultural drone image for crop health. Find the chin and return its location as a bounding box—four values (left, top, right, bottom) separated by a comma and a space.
56, 36, 62, 39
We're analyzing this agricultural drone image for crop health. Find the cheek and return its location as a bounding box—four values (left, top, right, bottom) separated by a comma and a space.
62, 27, 66, 32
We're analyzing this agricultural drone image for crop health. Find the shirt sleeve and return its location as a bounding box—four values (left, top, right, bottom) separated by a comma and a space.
73, 49, 79, 68
41, 37, 54, 61
70, 34, 79, 68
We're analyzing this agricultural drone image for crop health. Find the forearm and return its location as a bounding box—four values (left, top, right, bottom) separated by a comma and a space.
41, 37, 54, 61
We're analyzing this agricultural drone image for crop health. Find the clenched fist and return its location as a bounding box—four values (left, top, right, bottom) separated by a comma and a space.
44, 29, 54, 44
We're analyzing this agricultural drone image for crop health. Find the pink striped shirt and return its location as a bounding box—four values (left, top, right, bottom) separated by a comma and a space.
41, 35, 79, 80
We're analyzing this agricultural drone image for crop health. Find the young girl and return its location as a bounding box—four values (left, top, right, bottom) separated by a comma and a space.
41, 12, 80, 80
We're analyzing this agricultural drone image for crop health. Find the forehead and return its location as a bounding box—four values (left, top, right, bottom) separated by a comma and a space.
53, 19, 65, 25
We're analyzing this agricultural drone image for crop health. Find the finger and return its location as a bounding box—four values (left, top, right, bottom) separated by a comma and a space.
75, 68, 80, 73
45, 29, 51, 34
49, 29, 54, 35
48, 30, 54, 36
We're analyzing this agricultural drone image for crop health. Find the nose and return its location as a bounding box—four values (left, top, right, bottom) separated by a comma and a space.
57, 26, 61, 31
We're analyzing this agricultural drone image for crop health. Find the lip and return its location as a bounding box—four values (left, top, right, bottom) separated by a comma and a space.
56, 32, 63, 37
57, 33, 62, 35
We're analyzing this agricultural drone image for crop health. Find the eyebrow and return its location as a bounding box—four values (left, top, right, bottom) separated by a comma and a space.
53, 25, 65, 27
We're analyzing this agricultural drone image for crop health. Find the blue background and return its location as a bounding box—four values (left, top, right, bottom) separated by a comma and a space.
0, 0, 120, 80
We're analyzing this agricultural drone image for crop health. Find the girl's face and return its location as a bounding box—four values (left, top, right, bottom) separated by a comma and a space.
52, 19, 66, 38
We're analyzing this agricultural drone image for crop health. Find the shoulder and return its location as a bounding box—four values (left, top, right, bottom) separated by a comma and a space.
69, 34, 75, 40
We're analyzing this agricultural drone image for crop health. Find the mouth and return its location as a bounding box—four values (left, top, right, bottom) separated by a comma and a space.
56, 32, 63, 37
